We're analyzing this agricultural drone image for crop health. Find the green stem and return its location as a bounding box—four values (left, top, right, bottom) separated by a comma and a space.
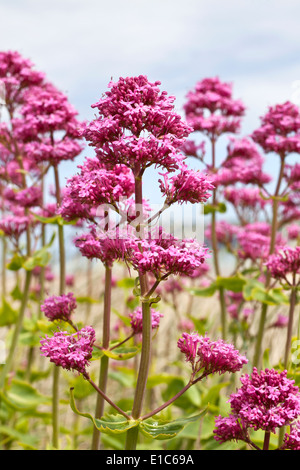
263, 430, 270, 450
284, 286, 297, 368
52, 163, 66, 449
91, 264, 112, 450
83, 374, 131, 419
52, 364, 60, 449
252, 155, 285, 368
1, 236, 7, 298
0, 270, 32, 388
141, 381, 192, 420
125, 174, 151, 450
0, 151, 32, 388
210, 137, 227, 339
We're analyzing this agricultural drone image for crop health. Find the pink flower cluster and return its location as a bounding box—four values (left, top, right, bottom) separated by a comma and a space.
74, 227, 127, 267
41, 292, 77, 322
287, 224, 300, 240
129, 307, 163, 334
265, 246, 300, 284
177, 332, 248, 377
223, 186, 268, 210
205, 220, 238, 246
159, 165, 214, 205
252, 101, 300, 155
3, 185, 42, 208
237, 222, 285, 261
214, 137, 271, 187
0, 214, 30, 239
214, 368, 300, 446
83, 75, 192, 173
0, 50, 44, 110
40, 326, 96, 374
284, 163, 300, 192
183, 77, 245, 138
126, 233, 209, 278
63, 157, 135, 209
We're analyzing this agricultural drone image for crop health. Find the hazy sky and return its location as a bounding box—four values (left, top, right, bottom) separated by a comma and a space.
1, 0, 300, 200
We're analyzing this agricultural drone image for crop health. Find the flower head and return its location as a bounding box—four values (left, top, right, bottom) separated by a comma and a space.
265, 246, 300, 285
184, 77, 245, 138
129, 307, 163, 334
177, 332, 248, 377
159, 166, 214, 205
251, 101, 300, 155
83, 75, 192, 173
40, 326, 96, 374
41, 293, 77, 322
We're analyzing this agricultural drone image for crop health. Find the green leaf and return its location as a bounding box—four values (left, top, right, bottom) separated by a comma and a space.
31, 213, 62, 224
250, 287, 289, 306
0, 298, 18, 326
102, 345, 141, 361
1, 379, 51, 411
0, 425, 38, 450
204, 202, 227, 214
243, 278, 265, 301
188, 283, 217, 297
22, 246, 51, 271
70, 388, 138, 434
76, 296, 101, 304
268, 288, 289, 305
216, 275, 246, 292
31, 213, 77, 226
140, 409, 207, 440
91, 347, 105, 361
6, 253, 25, 271
117, 277, 135, 289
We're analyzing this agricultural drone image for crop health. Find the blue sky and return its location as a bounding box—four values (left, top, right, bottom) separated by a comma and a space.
1, 0, 300, 203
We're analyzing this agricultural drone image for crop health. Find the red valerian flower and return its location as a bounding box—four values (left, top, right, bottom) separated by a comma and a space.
40, 326, 96, 374
214, 368, 300, 446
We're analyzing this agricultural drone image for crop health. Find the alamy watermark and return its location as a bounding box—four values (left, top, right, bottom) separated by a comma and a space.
95, 201, 205, 243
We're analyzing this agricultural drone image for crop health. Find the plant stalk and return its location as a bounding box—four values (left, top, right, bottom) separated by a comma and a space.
125, 174, 151, 450
252, 155, 285, 368
52, 163, 66, 449
91, 264, 112, 450
210, 137, 227, 339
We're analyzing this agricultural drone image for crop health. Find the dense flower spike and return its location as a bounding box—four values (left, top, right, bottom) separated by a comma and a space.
13, 82, 84, 166
214, 137, 271, 188
83, 75, 192, 173
177, 332, 248, 376
0, 214, 31, 240
236, 222, 286, 262
159, 165, 214, 205
265, 246, 300, 284
129, 307, 163, 334
74, 226, 128, 267
0, 50, 44, 112
251, 101, 300, 155
214, 368, 300, 446
41, 292, 77, 322
282, 422, 300, 450
183, 77, 245, 138
63, 157, 135, 209
40, 326, 96, 374
126, 232, 210, 278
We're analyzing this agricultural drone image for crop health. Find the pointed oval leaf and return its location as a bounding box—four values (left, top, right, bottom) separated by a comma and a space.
70, 388, 137, 434
140, 409, 207, 440
102, 346, 141, 361
1, 379, 51, 411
